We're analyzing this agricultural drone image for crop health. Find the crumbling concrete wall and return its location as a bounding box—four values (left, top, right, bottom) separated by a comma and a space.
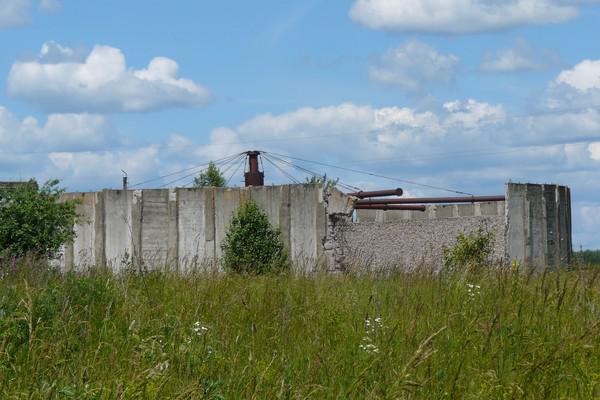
60, 184, 353, 272
343, 203, 506, 271
340, 183, 572, 271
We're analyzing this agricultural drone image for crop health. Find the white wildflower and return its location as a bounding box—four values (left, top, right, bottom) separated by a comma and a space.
193, 321, 209, 335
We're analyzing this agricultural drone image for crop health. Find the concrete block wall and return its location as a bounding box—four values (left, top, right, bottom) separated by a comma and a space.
60, 182, 571, 273
60, 184, 354, 272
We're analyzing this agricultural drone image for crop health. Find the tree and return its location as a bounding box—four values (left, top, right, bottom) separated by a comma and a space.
221, 200, 288, 274
306, 174, 339, 190
0, 179, 79, 259
193, 162, 226, 188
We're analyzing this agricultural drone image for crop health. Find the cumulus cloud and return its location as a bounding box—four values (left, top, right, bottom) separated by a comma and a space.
349, 0, 583, 34
556, 59, 600, 90
0, 106, 116, 153
8, 42, 211, 113
544, 59, 600, 110
369, 40, 459, 93
481, 39, 560, 72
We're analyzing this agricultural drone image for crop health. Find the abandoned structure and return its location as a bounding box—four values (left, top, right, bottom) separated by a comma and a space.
58, 151, 573, 272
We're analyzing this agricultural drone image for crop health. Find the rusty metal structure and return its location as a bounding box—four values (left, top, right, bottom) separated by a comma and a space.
356, 195, 505, 206
355, 204, 426, 211
348, 188, 403, 198
244, 151, 264, 187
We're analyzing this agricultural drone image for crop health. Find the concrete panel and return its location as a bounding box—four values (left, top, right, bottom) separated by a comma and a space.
204, 187, 216, 264
479, 202, 500, 216
72, 192, 97, 269
278, 185, 292, 252
356, 210, 377, 222
558, 186, 569, 265
506, 183, 527, 264
457, 204, 475, 217
290, 185, 318, 271
103, 190, 133, 272
131, 190, 142, 269
214, 188, 243, 259
527, 184, 546, 267
250, 186, 282, 228
543, 185, 558, 268
177, 188, 208, 271
141, 189, 172, 269
94, 191, 105, 267
436, 205, 455, 219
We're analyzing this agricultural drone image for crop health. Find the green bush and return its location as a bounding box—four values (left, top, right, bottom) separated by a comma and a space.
221, 200, 288, 274
0, 179, 79, 259
443, 227, 494, 271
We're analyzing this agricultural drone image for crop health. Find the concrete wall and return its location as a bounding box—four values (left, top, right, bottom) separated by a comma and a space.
340, 183, 572, 271
343, 203, 506, 271
505, 183, 572, 269
60, 182, 571, 273
60, 184, 354, 272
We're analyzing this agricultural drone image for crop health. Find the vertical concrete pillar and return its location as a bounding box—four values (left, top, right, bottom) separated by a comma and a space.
103, 189, 133, 272
506, 183, 528, 265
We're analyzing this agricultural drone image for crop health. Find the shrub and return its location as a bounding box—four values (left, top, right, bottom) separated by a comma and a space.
0, 179, 79, 259
443, 227, 494, 271
221, 200, 288, 274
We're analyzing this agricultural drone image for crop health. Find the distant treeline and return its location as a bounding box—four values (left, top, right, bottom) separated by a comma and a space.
575, 249, 600, 265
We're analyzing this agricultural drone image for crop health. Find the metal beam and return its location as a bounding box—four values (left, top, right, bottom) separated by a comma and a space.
356, 195, 505, 205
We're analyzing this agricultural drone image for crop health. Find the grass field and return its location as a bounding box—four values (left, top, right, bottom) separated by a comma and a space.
2, 263, 600, 399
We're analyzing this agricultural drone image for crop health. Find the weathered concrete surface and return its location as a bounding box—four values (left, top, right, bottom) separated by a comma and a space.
59, 182, 571, 273
342, 216, 506, 271
506, 183, 572, 269
61, 184, 340, 272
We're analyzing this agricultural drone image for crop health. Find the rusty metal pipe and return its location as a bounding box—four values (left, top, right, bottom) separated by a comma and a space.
348, 188, 403, 198
355, 204, 426, 211
356, 195, 505, 205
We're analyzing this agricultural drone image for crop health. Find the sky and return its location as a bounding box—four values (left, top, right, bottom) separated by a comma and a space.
0, 0, 599, 248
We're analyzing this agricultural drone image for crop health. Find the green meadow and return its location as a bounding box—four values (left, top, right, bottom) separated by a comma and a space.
1, 263, 600, 399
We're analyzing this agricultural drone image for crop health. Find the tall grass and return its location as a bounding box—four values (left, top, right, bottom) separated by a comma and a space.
1, 262, 600, 399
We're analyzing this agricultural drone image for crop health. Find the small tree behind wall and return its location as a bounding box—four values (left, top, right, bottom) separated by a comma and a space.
221, 200, 288, 274
0, 179, 79, 260
193, 162, 226, 188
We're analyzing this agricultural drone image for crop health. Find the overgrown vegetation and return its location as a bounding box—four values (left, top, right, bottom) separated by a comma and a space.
305, 173, 339, 190
2, 262, 600, 398
0, 179, 79, 259
443, 227, 495, 271
576, 249, 600, 265
221, 200, 288, 274
193, 162, 226, 188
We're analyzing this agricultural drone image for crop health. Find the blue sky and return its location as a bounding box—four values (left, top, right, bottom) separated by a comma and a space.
0, 0, 600, 248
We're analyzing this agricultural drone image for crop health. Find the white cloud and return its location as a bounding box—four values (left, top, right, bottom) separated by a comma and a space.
481, 39, 560, 72
544, 59, 600, 110
0, 106, 115, 153
349, 0, 581, 34
8, 42, 211, 113
589, 142, 600, 160
369, 40, 459, 93
556, 59, 600, 91
0, 0, 30, 29
39, 0, 61, 12
0, 0, 63, 29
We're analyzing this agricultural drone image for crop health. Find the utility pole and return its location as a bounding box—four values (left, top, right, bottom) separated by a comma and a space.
244, 151, 264, 187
